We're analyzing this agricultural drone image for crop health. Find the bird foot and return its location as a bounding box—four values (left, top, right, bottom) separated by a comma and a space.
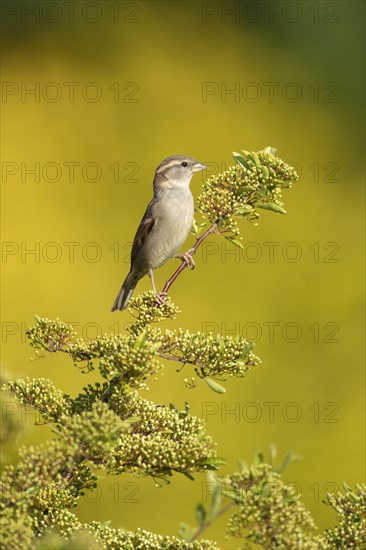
174, 249, 195, 270
154, 291, 168, 307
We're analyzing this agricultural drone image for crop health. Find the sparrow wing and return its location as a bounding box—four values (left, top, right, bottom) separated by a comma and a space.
131, 199, 157, 263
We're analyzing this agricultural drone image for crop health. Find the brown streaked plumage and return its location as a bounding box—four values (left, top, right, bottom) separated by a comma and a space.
111, 155, 206, 311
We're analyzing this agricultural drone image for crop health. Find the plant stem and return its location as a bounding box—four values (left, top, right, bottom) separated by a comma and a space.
158, 353, 192, 365
189, 501, 236, 542
161, 220, 219, 295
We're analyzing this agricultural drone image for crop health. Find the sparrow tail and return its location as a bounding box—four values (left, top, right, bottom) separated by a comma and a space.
111, 271, 139, 311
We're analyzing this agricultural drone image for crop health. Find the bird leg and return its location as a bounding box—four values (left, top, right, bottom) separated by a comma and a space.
148, 270, 167, 306
174, 248, 195, 270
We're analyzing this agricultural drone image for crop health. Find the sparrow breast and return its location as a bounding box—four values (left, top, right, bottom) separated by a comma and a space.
145, 188, 194, 270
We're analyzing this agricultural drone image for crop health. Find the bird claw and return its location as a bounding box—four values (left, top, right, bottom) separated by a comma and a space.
154, 291, 167, 306
174, 249, 195, 270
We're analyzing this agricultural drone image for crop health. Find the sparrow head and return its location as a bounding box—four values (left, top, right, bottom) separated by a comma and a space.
153, 155, 206, 193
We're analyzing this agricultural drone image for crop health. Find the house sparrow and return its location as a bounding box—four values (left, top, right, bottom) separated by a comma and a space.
111, 155, 206, 311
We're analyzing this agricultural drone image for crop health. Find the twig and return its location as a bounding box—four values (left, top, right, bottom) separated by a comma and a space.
189, 501, 236, 542
161, 219, 220, 295
158, 353, 189, 364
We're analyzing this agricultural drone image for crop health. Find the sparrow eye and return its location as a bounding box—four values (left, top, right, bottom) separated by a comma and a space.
181, 161, 188, 167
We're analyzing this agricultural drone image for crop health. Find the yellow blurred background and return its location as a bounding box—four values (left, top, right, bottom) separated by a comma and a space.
1, 1, 364, 547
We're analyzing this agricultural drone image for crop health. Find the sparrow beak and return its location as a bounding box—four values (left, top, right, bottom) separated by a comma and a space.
192, 162, 207, 173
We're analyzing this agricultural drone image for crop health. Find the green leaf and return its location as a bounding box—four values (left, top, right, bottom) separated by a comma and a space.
204, 463, 220, 471
209, 485, 222, 520
232, 152, 248, 169
240, 184, 256, 192
253, 449, 264, 465
277, 450, 302, 473
222, 490, 237, 502
149, 341, 162, 353
203, 457, 227, 468
225, 236, 243, 250
133, 331, 148, 349
215, 334, 224, 353
260, 481, 271, 499
191, 218, 199, 237
343, 481, 352, 492
249, 151, 261, 168
263, 146, 277, 156
239, 342, 255, 357
235, 205, 253, 216
195, 503, 206, 528
269, 443, 277, 466
258, 202, 287, 214
205, 378, 226, 394
178, 522, 197, 542
261, 165, 270, 180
